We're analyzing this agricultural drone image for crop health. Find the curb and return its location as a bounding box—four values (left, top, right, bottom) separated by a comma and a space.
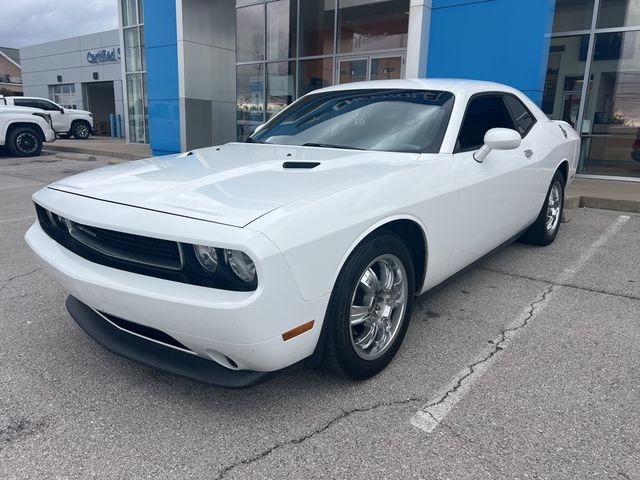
565, 194, 640, 214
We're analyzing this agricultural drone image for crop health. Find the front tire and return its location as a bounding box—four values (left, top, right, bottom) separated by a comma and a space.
72, 121, 91, 139
7, 127, 43, 157
521, 170, 565, 246
323, 231, 415, 379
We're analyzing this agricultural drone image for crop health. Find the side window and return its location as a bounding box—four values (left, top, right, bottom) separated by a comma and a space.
504, 95, 536, 137
13, 99, 37, 109
37, 100, 60, 111
456, 95, 517, 152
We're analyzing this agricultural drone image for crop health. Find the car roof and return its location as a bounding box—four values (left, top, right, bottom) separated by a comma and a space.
310, 78, 520, 97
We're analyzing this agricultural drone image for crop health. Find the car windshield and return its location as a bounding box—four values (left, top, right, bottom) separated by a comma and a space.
250, 89, 455, 154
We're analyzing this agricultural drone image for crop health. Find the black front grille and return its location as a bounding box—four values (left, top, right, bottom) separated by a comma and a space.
69, 222, 182, 270
34, 203, 257, 291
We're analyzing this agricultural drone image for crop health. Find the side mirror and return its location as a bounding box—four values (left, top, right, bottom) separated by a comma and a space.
59, 107, 65, 114
473, 128, 521, 163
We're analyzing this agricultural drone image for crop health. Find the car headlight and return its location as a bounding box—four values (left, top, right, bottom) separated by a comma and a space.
224, 249, 256, 284
192, 244, 257, 288
193, 244, 218, 273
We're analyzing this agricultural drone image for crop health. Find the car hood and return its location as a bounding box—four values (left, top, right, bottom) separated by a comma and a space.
48, 143, 420, 227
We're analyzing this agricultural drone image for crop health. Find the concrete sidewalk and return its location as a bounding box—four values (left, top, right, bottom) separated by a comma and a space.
567, 177, 640, 213
43, 137, 152, 160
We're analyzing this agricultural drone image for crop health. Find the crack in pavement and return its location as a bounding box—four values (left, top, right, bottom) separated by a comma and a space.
0, 268, 43, 294
476, 266, 640, 302
214, 397, 420, 480
412, 284, 556, 433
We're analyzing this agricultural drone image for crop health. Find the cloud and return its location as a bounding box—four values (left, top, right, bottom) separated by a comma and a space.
0, 0, 118, 48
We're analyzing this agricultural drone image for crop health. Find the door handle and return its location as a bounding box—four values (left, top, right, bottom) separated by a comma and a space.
524, 149, 534, 158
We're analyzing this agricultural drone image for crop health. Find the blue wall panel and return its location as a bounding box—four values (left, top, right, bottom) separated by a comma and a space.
427, 0, 556, 105
144, 0, 181, 155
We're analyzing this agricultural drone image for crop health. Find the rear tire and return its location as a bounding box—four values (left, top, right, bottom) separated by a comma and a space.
521, 170, 565, 246
72, 121, 91, 139
323, 231, 415, 379
7, 127, 43, 157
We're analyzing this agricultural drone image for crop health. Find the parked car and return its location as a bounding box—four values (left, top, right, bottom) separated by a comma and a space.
25, 79, 580, 387
0, 105, 55, 157
0, 96, 93, 139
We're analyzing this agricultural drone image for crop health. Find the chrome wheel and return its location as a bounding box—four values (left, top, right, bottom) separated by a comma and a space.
349, 254, 408, 360
546, 181, 562, 234
16, 132, 38, 155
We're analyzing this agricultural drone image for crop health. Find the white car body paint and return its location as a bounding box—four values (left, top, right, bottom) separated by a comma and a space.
2, 96, 93, 135
0, 106, 56, 146
25, 79, 580, 375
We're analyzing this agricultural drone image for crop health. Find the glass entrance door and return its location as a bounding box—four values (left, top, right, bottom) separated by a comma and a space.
338, 55, 404, 84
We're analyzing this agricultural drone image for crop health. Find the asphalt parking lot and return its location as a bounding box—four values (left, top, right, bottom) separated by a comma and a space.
1, 151, 639, 479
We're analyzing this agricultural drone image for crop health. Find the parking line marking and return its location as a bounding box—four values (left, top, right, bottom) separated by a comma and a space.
0, 215, 35, 225
411, 214, 631, 433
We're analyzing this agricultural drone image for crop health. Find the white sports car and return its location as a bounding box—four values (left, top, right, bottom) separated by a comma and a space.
25, 79, 580, 387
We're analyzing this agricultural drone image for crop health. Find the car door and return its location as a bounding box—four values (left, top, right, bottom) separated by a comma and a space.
37, 99, 66, 132
449, 93, 540, 273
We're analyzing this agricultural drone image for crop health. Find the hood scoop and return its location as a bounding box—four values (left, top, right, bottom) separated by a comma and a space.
282, 161, 320, 169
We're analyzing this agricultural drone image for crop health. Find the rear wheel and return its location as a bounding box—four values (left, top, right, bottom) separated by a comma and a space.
521, 170, 565, 246
323, 231, 414, 379
72, 121, 91, 139
7, 127, 42, 157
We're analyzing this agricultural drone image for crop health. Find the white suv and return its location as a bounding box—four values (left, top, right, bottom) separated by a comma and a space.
0, 96, 94, 139
0, 106, 56, 157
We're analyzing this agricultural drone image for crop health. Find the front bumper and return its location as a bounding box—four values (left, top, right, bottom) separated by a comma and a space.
25, 188, 330, 375
65, 295, 294, 388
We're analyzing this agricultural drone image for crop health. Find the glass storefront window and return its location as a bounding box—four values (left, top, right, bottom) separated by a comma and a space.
598, 0, 640, 27
266, 62, 295, 119
121, 0, 139, 27
553, 0, 595, 32
237, 4, 265, 62
237, 63, 265, 140
267, 0, 296, 60
580, 30, 640, 178
339, 58, 368, 83
124, 27, 142, 72
542, 35, 590, 127
299, 0, 335, 56
338, 0, 409, 54
127, 73, 147, 143
298, 58, 333, 97
370, 56, 403, 80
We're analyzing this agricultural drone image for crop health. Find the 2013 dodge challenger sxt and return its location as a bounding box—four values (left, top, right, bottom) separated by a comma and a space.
25, 79, 580, 387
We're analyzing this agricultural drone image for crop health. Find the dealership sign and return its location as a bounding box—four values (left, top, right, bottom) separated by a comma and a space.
86, 48, 121, 64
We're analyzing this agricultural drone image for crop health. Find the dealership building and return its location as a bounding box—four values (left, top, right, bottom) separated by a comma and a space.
20, 30, 125, 136
20, 0, 640, 181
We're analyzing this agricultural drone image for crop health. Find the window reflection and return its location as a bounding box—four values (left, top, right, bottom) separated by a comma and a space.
580, 31, 640, 177
553, 0, 595, 32
237, 64, 265, 140
267, 62, 295, 119
338, 0, 409, 54
237, 4, 265, 62
598, 0, 640, 28
299, 0, 335, 56
542, 35, 589, 127
298, 58, 334, 97
267, 0, 296, 60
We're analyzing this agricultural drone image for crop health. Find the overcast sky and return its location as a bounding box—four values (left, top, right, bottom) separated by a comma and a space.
0, 0, 118, 49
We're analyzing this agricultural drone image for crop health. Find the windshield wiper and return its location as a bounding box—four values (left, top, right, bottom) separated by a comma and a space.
245, 137, 264, 144
302, 142, 363, 150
